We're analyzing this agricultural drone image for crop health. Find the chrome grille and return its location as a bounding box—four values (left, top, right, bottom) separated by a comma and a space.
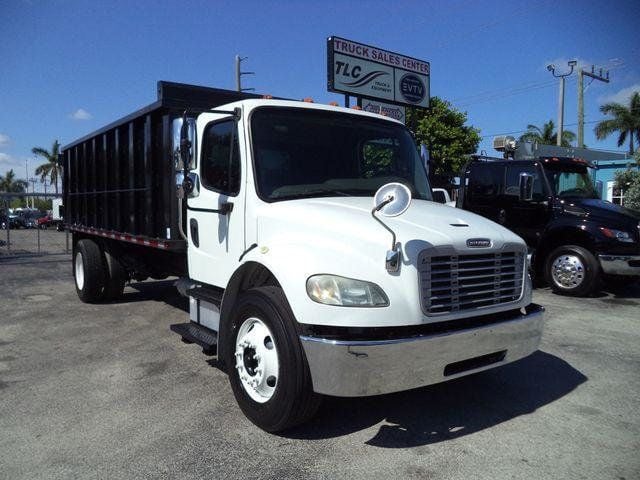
418, 250, 525, 315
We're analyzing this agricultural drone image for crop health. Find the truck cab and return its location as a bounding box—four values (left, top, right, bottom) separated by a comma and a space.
458, 155, 640, 296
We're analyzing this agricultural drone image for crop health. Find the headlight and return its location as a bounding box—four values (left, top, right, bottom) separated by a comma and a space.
599, 227, 634, 243
306, 275, 389, 307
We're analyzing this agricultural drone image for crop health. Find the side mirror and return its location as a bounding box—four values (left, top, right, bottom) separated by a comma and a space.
175, 172, 200, 198
172, 116, 197, 171
595, 180, 603, 199
519, 173, 534, 201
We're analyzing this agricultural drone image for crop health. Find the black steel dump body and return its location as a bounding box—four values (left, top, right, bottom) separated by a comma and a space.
61, 81, 259, 251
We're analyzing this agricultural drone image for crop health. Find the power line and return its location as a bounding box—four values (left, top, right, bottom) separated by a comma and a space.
451, 61, 626, 109
480, 119, 599, 139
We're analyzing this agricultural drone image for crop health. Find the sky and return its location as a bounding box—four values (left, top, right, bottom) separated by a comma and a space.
1, 0, 639, 192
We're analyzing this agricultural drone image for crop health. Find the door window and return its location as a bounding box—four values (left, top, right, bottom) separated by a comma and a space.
467, 164, 503, 204
200, 120, 240, 196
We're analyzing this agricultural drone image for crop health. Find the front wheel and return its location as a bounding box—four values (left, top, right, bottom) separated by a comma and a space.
545, 245, 600, 296
227, 286, 321, 432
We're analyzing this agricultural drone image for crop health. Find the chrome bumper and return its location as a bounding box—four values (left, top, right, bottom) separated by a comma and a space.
598, 254, 640, 276
300, 304, 544, 397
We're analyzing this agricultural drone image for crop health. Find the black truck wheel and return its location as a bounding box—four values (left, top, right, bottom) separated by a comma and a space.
74, 239, 106, 303
226, 286, 321, 432
545, 245, 600, 296
102, 250, 127, 301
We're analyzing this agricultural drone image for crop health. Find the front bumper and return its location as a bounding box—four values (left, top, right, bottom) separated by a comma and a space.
598, 254, 640, 276
300, 304, 544, 397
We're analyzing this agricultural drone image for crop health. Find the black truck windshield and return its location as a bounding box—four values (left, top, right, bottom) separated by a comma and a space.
543, 164, 599, 199
251, 107, 432, 202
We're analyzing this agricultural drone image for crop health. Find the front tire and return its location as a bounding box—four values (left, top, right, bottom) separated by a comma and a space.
545, 245, 600, 296
74, 239, 106, 303
226, 286, 321, 432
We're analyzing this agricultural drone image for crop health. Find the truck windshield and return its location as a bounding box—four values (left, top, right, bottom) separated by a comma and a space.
251, 107, 432, 202
543, 164, 599, 199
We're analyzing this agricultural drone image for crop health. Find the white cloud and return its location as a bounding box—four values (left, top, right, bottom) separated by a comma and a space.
0, 153, 27, 177
599, 83, 640, 106
0, 133, 9, 148
69, 108, 93, 120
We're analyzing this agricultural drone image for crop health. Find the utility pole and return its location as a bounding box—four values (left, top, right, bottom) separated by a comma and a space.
25, 159, 29, 209
29, 178, 36, 209
547, 60, 577, 146
577, 66, 609, 148
234, 55, 255, 93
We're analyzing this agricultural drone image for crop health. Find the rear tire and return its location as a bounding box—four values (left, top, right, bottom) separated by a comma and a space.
102, 249, 127, 301
226, 286, 321, 432
74, 239, 105, 303
545, 245, 600, 296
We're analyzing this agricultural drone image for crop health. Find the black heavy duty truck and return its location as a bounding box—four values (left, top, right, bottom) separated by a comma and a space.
458, 154, 640, 296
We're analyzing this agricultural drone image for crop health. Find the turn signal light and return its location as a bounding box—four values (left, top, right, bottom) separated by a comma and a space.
303, 97, 314, 103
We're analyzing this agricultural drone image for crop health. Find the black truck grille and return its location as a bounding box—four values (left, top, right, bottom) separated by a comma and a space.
418, 250, 525, 315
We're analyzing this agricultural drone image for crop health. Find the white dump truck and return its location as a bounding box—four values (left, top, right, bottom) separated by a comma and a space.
61, 81, 544, 431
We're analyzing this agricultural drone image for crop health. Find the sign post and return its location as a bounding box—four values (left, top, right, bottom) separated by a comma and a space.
327, 36, 430, 112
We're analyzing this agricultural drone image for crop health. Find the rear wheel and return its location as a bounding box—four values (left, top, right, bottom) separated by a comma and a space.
102, 249, 127, 301
545, 245, 600, 296
226, 286, 321, 432
74, 239, 105, 303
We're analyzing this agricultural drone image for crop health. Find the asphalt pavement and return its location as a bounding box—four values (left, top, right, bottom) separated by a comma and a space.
0, 254, 638, 480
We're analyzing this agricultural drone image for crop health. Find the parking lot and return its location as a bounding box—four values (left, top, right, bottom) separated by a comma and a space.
0, 252, 638, 480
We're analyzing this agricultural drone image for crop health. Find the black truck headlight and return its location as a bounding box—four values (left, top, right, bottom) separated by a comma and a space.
306, 275, 389, 307
599, 227, 634, 243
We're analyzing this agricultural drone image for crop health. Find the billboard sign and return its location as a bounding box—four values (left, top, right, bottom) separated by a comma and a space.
327, 36, 430, 108
360, 99, 406, 123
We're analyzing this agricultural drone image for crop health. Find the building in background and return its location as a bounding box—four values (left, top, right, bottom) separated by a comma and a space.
592, 158, 640, 205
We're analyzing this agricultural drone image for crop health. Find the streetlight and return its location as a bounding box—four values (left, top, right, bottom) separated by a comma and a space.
547, 60, 577, 146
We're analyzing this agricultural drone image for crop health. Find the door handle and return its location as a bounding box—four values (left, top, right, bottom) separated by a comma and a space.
189, 218, 199, 247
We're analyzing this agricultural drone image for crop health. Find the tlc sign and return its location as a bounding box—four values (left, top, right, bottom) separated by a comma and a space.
327, 36, 430, 109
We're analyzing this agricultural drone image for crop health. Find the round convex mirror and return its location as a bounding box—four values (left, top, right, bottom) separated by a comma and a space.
373, 183, 412, 217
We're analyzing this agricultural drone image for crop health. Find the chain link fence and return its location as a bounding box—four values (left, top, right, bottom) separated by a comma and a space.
1, 194, 70, 258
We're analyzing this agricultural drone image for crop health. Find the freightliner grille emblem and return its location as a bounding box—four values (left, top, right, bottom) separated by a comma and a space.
466, 238, 491, 248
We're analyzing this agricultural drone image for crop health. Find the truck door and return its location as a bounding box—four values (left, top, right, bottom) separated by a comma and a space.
504, 164, 549, 247
187, 114, 245, 287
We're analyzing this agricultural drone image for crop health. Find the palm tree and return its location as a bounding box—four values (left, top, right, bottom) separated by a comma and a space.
0, 169, 28, 193
32, 140, 61, 194
519, 120, 576, 147
594, 92, 640, 154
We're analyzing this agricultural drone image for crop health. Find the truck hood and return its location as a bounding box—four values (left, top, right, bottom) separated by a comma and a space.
256, 197, 524, 252
560, 198, 640, 228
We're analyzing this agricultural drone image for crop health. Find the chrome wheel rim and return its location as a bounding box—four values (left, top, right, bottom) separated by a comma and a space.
551, 254, 585, 289
75, 252, 85, 290
235, 317, 279, 403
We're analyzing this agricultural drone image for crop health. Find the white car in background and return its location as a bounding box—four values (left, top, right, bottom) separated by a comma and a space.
432, 188, 457, 207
